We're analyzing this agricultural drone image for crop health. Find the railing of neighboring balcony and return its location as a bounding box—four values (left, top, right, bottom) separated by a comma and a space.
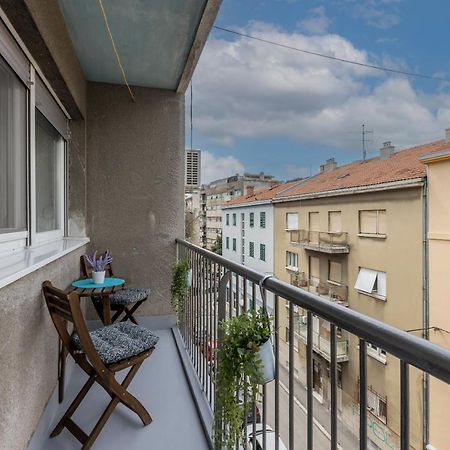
289, 229, 350, 253
175, 238, 450, 450
290, 272, 349, 306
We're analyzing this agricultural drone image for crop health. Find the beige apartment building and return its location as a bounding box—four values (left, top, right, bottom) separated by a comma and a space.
273, 139, 450, 450
421, 149, 450, 450
202, 172, 277, 250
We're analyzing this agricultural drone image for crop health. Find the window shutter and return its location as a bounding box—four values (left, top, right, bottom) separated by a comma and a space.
310, 256, 320, 278
328, 211, 342, 233
376, 271, 387, 297
287, 213, 299, 230
0, 20, 29, 85
329, 261, 342, 283
309, 212, 319, 231
359, 210, 377, 234
355, 268, 377, 293
35, 76, 68, 139
378, 210, 386, 235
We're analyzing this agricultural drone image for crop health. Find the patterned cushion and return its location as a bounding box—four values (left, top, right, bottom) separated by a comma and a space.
72, 322, 159, 364
109, 288, 150, 305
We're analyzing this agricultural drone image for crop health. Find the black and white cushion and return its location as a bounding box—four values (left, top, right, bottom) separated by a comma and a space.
72, 322, 159, 364
109, 288, 150, 305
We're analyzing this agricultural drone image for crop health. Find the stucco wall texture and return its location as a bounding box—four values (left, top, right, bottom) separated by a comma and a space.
0, 246, 87, 450
86, 82, 185, 317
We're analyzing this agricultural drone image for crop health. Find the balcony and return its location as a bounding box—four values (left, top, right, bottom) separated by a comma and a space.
290, 273, 349, 306
290, 230, 350, 253
296, 321, 350, 363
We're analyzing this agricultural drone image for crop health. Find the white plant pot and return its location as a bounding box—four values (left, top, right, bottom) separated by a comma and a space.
92, 270, 106, 284
258, 339, 276, 384
186, 269, 193, 287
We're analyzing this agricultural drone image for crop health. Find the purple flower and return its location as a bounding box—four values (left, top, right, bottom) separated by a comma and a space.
85, 250, 113, 272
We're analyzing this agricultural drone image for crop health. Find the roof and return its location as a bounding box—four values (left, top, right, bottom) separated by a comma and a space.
276, 140, 450, 200
224, 180, 303, 207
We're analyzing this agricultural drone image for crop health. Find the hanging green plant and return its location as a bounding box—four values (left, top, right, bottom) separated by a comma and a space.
214, 309, 273, 449
170, 259, 191, 320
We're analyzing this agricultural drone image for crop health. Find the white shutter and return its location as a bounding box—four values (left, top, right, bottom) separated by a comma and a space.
287, 213, 298, 230
329, 261, 342, 283
355, 268, 377, 293
376, 271, 387, 297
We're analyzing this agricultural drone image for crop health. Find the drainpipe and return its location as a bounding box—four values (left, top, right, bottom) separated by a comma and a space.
422, 177, 430, 450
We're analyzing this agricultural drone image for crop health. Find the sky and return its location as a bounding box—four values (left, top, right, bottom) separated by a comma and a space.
187, 0, 450, 184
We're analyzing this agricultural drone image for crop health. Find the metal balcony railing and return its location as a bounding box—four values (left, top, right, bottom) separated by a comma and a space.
290, 229, 350, 253
296, 321, 349, 362
175, 238, 450, 450
290, 273, 349, 306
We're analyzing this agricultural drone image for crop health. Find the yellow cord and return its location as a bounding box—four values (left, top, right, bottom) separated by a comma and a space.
97, 0, 136, 102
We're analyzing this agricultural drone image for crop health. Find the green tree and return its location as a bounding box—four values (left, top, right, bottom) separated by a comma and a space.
211, 235, 222, 255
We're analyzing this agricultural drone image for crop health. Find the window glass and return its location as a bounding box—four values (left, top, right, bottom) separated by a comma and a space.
35, 109, 64, 233
226, 214, 229, 226
232, 213, 236, 226
232, 238, 236, 251
249, 241, 254, 257
250, 212, 254, 227
260, 243, 266, 261
0, 57, 27, 234
226, 237, 229, 249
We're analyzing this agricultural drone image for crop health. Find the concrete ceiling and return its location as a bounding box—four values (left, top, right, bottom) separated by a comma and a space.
58, 0, 208, 90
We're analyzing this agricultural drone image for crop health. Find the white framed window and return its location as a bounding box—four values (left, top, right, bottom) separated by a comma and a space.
286, 251, 298, 270
355, 267, 387, 300
232, 238, 236, 251
359, 210, 386, 236
226, 237, 229, 249
232, 213, 236, 226
226, 213, 229, 226
249, 241, 254, 257
260, 211, 266, 228
286, 212, 298, 230
0, 32, 68, 255
259, 243, 266, 261
367, 387, 387, 423
367, 342, 387, 364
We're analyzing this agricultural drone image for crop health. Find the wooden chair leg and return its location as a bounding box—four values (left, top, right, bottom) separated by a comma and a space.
51, 374, 97, 437
82, 363, 151, 449
110, 306, 126, 323
58, 340, 68, 403
120, 300, 145, 324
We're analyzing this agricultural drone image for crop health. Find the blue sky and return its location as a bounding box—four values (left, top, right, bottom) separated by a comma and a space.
188, 0, 450, 183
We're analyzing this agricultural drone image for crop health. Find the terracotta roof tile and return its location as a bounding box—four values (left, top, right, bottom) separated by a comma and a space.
276, 140, 450, 199
224, 180, 302, 207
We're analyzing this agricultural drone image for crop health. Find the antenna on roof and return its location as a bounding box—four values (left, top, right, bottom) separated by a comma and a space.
362, 124, 373, 161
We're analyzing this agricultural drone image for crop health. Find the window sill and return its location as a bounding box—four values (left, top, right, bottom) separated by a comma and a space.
327, 280, 342, 286
356, 290, 387, 302
285, 265, 299, 272
0, 237, 90, 290
358, 233, 386, 239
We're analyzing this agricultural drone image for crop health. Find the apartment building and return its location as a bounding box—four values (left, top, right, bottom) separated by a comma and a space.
421, 148, 450, 450
273, 138, 450, 450
202, 172, 277, 250
185, 190, 203, 247
222, 182, 298, 312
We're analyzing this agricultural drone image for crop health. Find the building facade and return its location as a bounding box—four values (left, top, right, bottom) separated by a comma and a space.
202, 172, 278, 250
222, 183, 297, 312
273, 138, 450, 450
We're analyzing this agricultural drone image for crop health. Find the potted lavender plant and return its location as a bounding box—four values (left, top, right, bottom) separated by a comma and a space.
85, 250, 113, 284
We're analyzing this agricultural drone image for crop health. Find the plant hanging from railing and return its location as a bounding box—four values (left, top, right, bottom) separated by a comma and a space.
214, 309, 274, 449
170, 259, 191, 320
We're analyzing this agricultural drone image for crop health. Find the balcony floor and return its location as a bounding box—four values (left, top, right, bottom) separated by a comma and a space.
32, 327, 209, 450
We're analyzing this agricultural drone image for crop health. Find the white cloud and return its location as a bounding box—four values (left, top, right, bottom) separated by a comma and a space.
193, 22, 450, 155
339, 0, 402, 29
201, 151, 245, 184
297, 6, 332, 35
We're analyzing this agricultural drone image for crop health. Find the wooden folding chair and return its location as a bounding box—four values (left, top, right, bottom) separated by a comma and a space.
42, 281, 158, 450
80, 254, 150, 325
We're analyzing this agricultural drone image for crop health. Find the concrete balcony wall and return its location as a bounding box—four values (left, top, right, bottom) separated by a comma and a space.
86, 82, 185, 318
0, 246, 87, 450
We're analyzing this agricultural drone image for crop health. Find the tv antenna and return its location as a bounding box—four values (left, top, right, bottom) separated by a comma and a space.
362, 124, 373, 160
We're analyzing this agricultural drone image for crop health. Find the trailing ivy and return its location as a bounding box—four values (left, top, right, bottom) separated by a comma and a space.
214, 309, 272, 449
170, 259, 190, 320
